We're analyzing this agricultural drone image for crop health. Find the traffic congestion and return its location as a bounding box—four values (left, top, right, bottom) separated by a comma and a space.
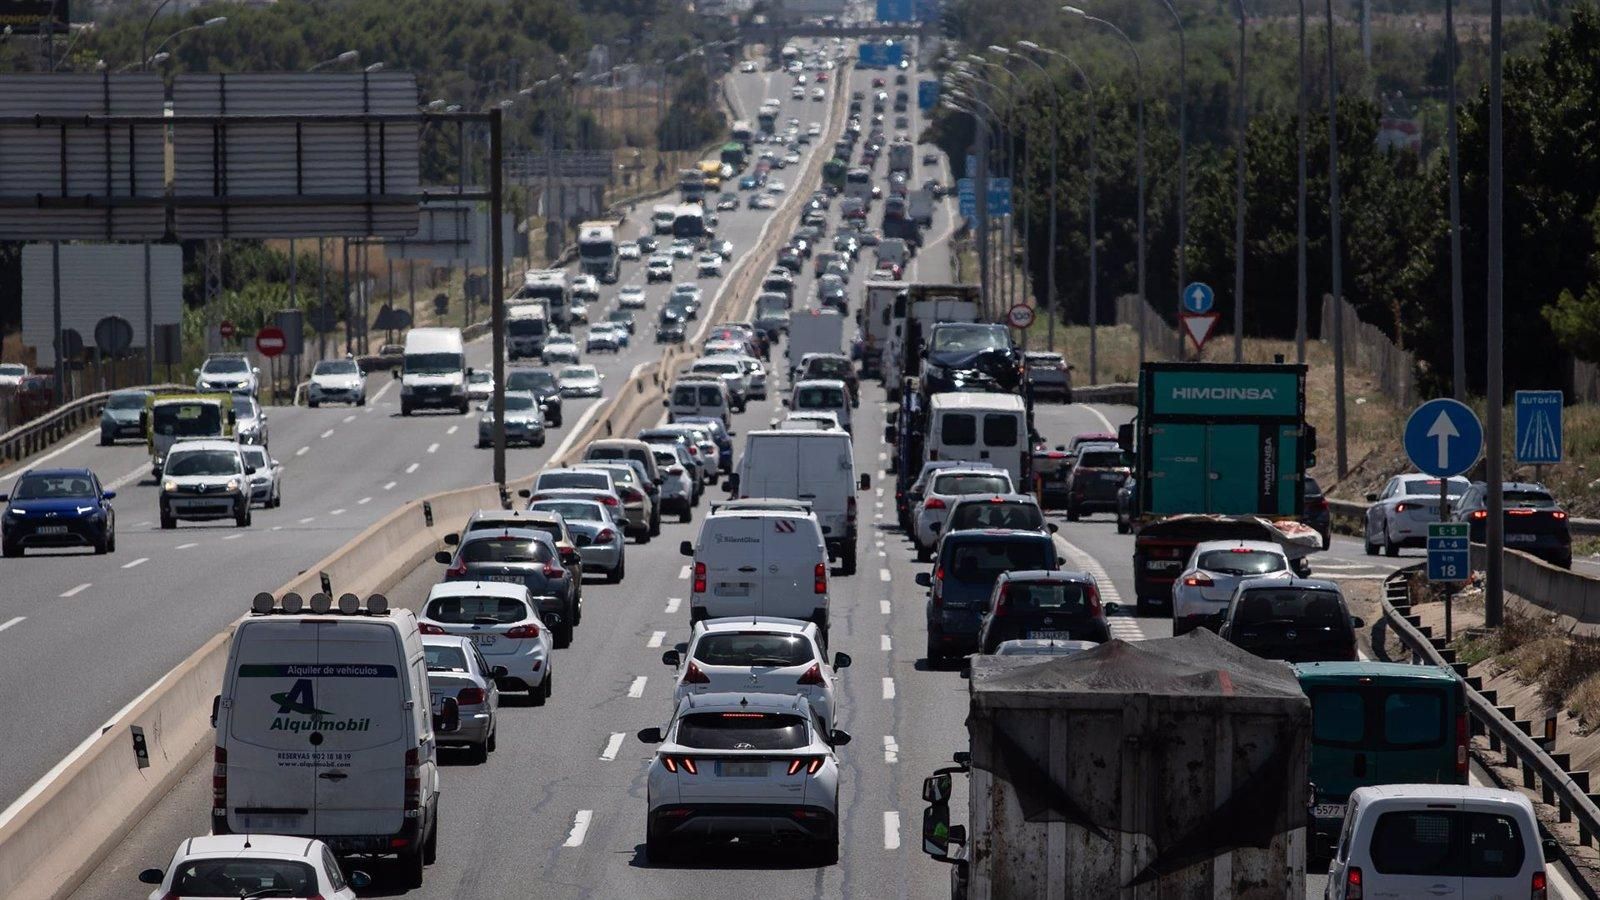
0, 15, 1588, 900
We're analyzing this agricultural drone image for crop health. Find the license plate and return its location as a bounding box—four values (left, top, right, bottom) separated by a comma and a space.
719, 761, 767, 777
1148, 560, 1181, 571
240, 815, 301, 831
36, 525, 68, 535
469, 634, 497, 646
1506, 534, 1537, 544
1028, 631, 1071, 640
485, 575, 524, 584
1313, 803, 1346, 819
714, 582, 750, 597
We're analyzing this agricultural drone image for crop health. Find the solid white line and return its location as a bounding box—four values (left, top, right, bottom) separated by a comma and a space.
357, 496, 372, 505
0, 429, 98, 483
343, 414, 356, 424
599, 733, 626, 761
879, 568, 891, 582
329, 508, 346, 516
665, 597, 682, 614
880, 600, 892, 615
405, 463, 420, 474
446, 425, 459, 436
383, 481, 397, 491
881, 634, 892, 652
130, 521, 150, 529
628, 676, 648, 698
371, 380, 394, 404
175, 542, 197, 550
882, 677, 896, 700
648, 631, 667, 648
426, 442, 440, 454
883, 734, 899, 764
105, 464, 151, 491
678, 564, 691, 580
319, 429, 334, 439
562, 810, 594, 847
1075, 403, 1116, 433
120, 557, 149, 570
295, 446, 309, 457
0, 616, 24, 634
883, 811, 901, 850
60, 583, 91, 598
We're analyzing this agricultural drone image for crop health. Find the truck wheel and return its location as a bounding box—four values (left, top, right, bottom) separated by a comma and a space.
1065, 501, 1081, 522
925, 635, 945, 668
680, 506, 692, 524
399, 848, 424, 889
236, 503, 251, 528
1116, 516, 1130, 535
307, 399, 320, 408
423, 810, 439, 864
0, 543, 18, 558
650, 510, 662, 537
841, 543, 857, 575
556, 619, 574, 649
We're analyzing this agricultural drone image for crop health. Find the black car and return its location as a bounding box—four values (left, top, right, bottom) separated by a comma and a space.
637, 234, 658, 253
436, 529, 577, 646
1024, 351, 1073, 402
1063, 445, 1134, 521
1303, 476, 1331, 549
1218, 578, 1361, 663
0, 467, 116, 556
920, 322, 1021, 394
976, 570, 1110, 653
655, 317, 687, 344
776, 249, 804, 274
1451, 480, 1572, 568
504, 367, 563, 427
916, 528, 1063, 663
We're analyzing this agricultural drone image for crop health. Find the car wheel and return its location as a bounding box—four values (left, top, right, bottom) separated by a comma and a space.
2, 542, 20, 558
307, 399, 319, 408
1383, 527, 1399, 557
925, 632, 945, 668
915, 541, 931, 563
399, 848, 424, 889
1066, 502, 1081, 522
650, 511, 661, 537
841, 542, 857, 575
556, 620, 574, 649
237, 503, 251, 528
466, 739, 489, 765
357, 394, 366, 407
477, 440, 489, 449
530, 672, 548, 706
815, 821, 840, 866
646, 823, 676, 865
99, 431, 112, 446
423, 809, 439, 865
607, 559, 625, 584
1116, 516, 1130, 535
160, 511, 176, 530
400, 401, 413, 416
1363, 522, 1378, 556
486, 727, 497, 753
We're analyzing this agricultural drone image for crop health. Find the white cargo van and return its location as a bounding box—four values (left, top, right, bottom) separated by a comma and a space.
859, 280, 905, 379
506, 305, 548, 360
652, 204, 677, 235
399, 327, 467, 416
680, 508, 832, 636
211, 594, 440, 888
787, 378, 852, 433
666, 376, 732, 428
786, 307, 845, 379
730, 429, 868, 574
927, 392, 1028, 484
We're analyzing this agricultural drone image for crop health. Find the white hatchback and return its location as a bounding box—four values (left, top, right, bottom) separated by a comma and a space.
418, 581, 554, 703
1171, 540, 1296, 635
912, 466, 1014, 558
663, 617, 851, 732
140, 834, 368, 899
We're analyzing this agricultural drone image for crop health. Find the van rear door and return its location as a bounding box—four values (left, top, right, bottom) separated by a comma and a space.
699, 515, 766, 616
1306, 679, 1462, 812
795, 434, 852, 541
760, 515, 825, 618
740, 434, 801, 499
303, 621, 410, 837
224, 620, 320, 835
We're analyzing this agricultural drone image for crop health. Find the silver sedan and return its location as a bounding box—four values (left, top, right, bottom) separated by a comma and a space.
528, 499, 627, 582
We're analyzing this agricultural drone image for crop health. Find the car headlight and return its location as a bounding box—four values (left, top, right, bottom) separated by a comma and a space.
400, 383, 414, 395
4, 507, 23, 518
226, 479, 240, 493
163, 480, 177, 492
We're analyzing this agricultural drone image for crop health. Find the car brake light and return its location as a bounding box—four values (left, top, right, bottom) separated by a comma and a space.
798, 663, 824, 685
1553, 510, 1569, 520
663, 755, 677, 773
1087, 584, 1102, 616
212, 747, 227, 812
404, 748, 421, 813
596, 528, 616, 543
1508, 508, 1534, 516
693, 562, 707, 593
1533, 871, 1548, 900
1471, 510, 1488, 520
1183, 574, 1214, 588
624, 487, 644, 502
1313, 496, 1329, 511
1456, 711, 1469, 776
688, 446, 699, 455
788, 756, 825, 775
1394, 503, 1411, 513
814, 563, 827, 594
543, 561, 563, 577
506, 623, 541, 639
683, 661, 711, 684
457, 687, 487, 705
925, 497, 946, 510
419, 622, 446, 635
602, 496, 619, 506
1344, 866, 1363, 899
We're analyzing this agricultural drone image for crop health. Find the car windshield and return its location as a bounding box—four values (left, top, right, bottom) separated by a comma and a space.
501, 394, 537, 411
1405, 478, 1469, 496
806, 358, 852, 379
948, 540, 1051, 581
1004, 581, 1093, 612
540, 472, 607, 490
507, 370, 556, 392
1197, 549, 1286, 575
948, 501, 1043, 532
12, 474, 95, 499
427, 595, 529, 624
170, 859, 318, 895
676, 712, 809, 750
231, 397, 256, 419
460, 538, 552, 565
204, 358, 249, 374
105, 393, 147, 410
796, 386, 845, 408
563, 367, 597, 380
0, 364, 24, 376
1077, 450, 1132, 469
530, 501, 604, 523
1233, 589, 1347, 626
933, 473, 1011, 495
153, 403, 222, 437
313, 360, 357, 376
405, 352, 463, 375
693, 633, 815, 667
468, 371, 492, 385
930, 324, 1009, 352
425, 644, 470, 671
166, 450, 241, 477
1504, 489, 1558, 508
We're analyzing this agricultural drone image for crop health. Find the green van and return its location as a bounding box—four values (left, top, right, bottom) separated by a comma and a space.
1294, 661, 1468, 859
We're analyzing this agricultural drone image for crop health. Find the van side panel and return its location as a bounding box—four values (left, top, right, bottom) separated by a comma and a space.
223, 620, 321, 836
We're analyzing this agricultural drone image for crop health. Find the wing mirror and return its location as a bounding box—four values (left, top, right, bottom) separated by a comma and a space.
138, 869, 165, 885
829, 729, 852, 746
662, 649, 681, 666
444, 533, 460, 546
915, 572, 932, 588
833, 651, 852, 669
679, 540, 695, 557
1365, 492, 1379, 502
637, 726, 665, 744
1350, 616, 1366, 629
103, 490, 117, 500
859, 474, 871, 491
434, 550, 453, 565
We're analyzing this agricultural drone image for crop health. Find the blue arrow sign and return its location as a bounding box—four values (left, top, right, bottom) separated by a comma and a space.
1403, 398, 1483, 478
1181, 282, 1215, 314
1514, 390, 1563, 464
987, 178, 1012, 216
957, 178, 975, 217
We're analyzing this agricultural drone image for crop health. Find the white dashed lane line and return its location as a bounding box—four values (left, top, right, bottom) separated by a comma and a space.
60, 583, 90, 598
120, 557, 149, 570
383, 481, 397, 491
665, 597, 682, 614
882, 677, 896, 700
405, 463, 420, 474
880, 634, 892, 651
562, 811, 593, 847
319, 429, 334, 439
879, 568, 891, 582
883, 811, 901, 850
426, 443, 440, 454
175, 542, 197, 550
627, 676, 648, 699
343, 415, 356, 424
330, 509, 346, 516
222, 534, 243, 541
299, 517, 316, 524
647, 631, 667, 648
880, 600, 891, 615
599, 733, 625, 761
357, 497, 372, 505
0, 616, 24, 634
446, 425, 459, 436
678, 564, 690, 580
295, 447, 309, 457
883, 735, 899, 763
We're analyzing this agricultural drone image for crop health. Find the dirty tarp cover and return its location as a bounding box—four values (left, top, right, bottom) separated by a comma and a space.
969, 629, 1309, 886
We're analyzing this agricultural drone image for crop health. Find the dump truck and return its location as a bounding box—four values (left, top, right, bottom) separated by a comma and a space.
921, 630, 1310, 900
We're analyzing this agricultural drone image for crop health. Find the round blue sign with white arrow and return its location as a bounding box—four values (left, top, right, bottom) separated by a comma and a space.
1182, 282, 1215, 314
1403, 398, 1483, 478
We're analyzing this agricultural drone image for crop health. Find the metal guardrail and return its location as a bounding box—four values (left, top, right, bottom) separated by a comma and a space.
0, 383, 193, 466
1381, 565, 1600, 892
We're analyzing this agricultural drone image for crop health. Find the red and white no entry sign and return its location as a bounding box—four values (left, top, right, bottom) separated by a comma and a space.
255, 326, 287, 358
218, 319, 237, 339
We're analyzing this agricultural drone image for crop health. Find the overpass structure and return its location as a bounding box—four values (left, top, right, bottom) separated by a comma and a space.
736, 20, 934, 46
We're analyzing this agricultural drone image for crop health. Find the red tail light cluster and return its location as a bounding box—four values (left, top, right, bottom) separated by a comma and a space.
683, 661, 711, 684
1394, 503, 1413, 513
992, 586, 1010, 617
797, 663, 824, 685
814, 563, 827, 594
601, 496, 620, 506
446, 558, 468, 577
1086, 584, 1102, 617
847, 496, 857, 525
1183, 574, 1214, 588
786, 757, 825, 775
1470, 510, 1489, 520
211, 747, 227, 813
1534, 870, 1548, 900
596, 528, 616, 543
542, 561, 563, 578
403, 748, 422, 814
419, 623, 447, 635
456, 687, 487, 705
1456, 712, 1469, 776
924, 497, 946, 510
1344, 866, 1363, 899
693, 562, 707, 593
506, 623, 541, 639
662, 755, 699, 774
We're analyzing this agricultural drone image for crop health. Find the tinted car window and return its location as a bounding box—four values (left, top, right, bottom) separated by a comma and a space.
693, 633, 814, 667
12, 474, 96, 499
700, 386, 723, 404
1503, 489, 1557, 508
676, 712, 809, 750
983, 414, 1019, 447
1384, 690, 1445, 746
932, 474, 1011, 495
425, 596, 529, 624
796, 386, 845, 408
460, 539, 552, 565
941, 413, 976, 446
1196, 550, 1286, 575
1369, 811, 1525, 878
1233, 589, 1347, 626
171, 860, 317, 895
948, 540, 1050, 581
540, 472, 607, 490
424, 644, 471, 671
1077, 450, 1132, 468
1005, 581, 1091, 612
530, 501, 604, 523
166, 450, 242, 476
947, 501, 1044, 532
1311, 689, 1365, 744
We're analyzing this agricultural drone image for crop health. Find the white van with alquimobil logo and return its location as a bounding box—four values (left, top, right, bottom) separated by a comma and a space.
211, 593, 441, 889
681, 508, 832, 639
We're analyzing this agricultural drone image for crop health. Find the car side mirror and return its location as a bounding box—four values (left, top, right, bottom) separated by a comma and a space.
1365, 492, 1379, 502
348, 871, 373, 889
103, 490, 116, 500
1350, 616, 1366, 629
1292, 558, 1311, 577
1047, 523, 1058, 533
490, 666, 509, 679
1544, 836, 1559, 863
781, 398, 790, 407
833, 651, 852, 669
434, 550, 452, 565
662, 398, 670, 407
679, 540, 695, 557
252, 367, 260, 376
829, 729, 851, 746
444, 533, 459, 546
858, 474, 870, 491
662, 649, 681, 667
884, 424, 898, 444
724, 474, 740, 494
915, 572, 932, 588
138, 868, 165, 885
244, 466, 256, 475
637, 726, 665, 744
467, 367, 475, 376
210, 694, 220, 728
1057, 556, 1067, 566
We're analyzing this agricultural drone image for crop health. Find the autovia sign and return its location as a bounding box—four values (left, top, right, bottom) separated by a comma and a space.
1149, 369, 1302, 417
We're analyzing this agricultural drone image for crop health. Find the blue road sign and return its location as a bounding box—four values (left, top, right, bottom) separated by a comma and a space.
957, 178, 975, 217
1427, 522, 1469, 582
918, 79, 940, 111
1181, 282, 1215, 314
1403, 398, 1483, 478
987, 178, 1012, 216
1515, 390, 1564, 464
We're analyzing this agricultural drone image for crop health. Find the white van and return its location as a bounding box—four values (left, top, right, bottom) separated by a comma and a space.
666, 377, 731, 429
787, 378, 852, 433
652, 204, 677, 235
211, 594, 441, 888
730, 429, 868, 574
680, 508, 832, 636
927, 391, 1028, 484
506, 305, 548, 360
399, 327, 467, 416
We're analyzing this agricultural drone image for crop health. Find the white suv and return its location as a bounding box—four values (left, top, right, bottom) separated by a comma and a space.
662, 617, 851, 732
195, 354, 259, 396
912, 466, 1013, 559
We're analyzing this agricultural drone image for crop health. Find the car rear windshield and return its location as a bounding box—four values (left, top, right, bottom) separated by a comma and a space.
1405, 478, 1469, 496
540, 472, 607, 490
1503, 489, 1558, 508
676, 712, 809, 750
947, 540, 1051, 581
948, 501, 1043, 532
806, 358, 852, 380
426, 595, 530, 624
171, 859, 319, 895
1233, 589, 1346, 626
796, 386, 845, 408
1369, 810, 1525, 877
459, 539, 552, 565
425, 644, 470, 672
507, 370, 556, 392
1196, 549, 1287, 576
1077, 450, 1131, 468
693, 633, 814, 667
933, 473, 1011, 496
530, 501, 604, 524
1004, 581, 1092, 612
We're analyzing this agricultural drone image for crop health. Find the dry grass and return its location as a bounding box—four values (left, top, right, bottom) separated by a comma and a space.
1485, 604, 1600, 726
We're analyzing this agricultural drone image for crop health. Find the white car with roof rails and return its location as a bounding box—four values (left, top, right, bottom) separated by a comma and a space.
541, 334, 581, 365
1171, 539, 1300, 635
647, 444, 698, 522
662, 617, 851, 733
558, 364, 604, 397
421, 634, 501, 762
1363, 473, 1471, 557
688, 357, 751, 411
778, 411, 843, 431
139, 834, 370, 899
527, 497, 627, 582
419, 581, 554, 705
912, 466, 1017, 560
160, 439, 254, 529
212, 593, 440, 888
681, 506, 833, 639
638, 692, 851, 865
240, 444, 283, 509
786, 378, 852, 433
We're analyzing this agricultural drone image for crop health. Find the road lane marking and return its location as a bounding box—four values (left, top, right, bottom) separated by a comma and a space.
1075, 403, 1116, 433
343, 415, 356, 424
299, 516, 316, 524
295, 446, 309, 457
665, 597, 682, 614
371, 381, 394, 404
175, 542, 197, 549
882, 677, 896, 700
880, 600, 891, 615
0, 430, 98, 483
60, 583, 90, 598
129, 521, 150, 529
320, 429, 334, 439
881, 634, 892, 652
883, 811, 901, 850
1056, 538, 1124, 606
883, 735, 899, 763
628, 676, 648, 698
357, 497, 372, 505
106, 465, 151, 491
678, 564, 690, 580
446, 425, 459, 435
222, 534, 242, 541
405, 463, 420, 474
600, 733, 625, 761
120, 557, 149, 570
562, 810, 593, 847
880, 568, 891, 582
330, 509, 346, 516
648, 631, 667, 648
0, 616, 24, 634
426, 442, 440, 454
383, 481, 397, 491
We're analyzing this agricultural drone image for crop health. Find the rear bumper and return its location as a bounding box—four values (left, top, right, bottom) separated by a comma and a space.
649, 803, 835, 843
216, 806, 429, 856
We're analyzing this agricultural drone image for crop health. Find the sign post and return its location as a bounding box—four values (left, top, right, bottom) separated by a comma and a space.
1405, 398, 1483, 640
1427, 522, 1469, 638
1179, 282, 1216, 358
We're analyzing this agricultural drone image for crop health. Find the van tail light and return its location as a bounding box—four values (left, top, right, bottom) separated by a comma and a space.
543, 561, 563, 578
847, 496, 857, 525
1553, 510, 1569, 520
1087, 584, 1102, 617
814, 563, 827, 594
506, 623, 541, 639
419, 623, 447, 635
1456, 712, 1469, 776
788, 757, 825, 775
403, 748, 422, 815
456, 687, 487, 705
798, 663, 824, 685
1471, 510, 1489, 520
1533, 870, 1548, 900
596, 528, 616, 543
211, 747, 227, 813
683, 661, 711, 684
924, 497, 946, 510
693, 562, 707, 593
1183, 574, 1214, 588
1344, 866, 1362, 899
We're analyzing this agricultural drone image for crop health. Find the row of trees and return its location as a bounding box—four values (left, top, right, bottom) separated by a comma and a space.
933, 0, 1600, 395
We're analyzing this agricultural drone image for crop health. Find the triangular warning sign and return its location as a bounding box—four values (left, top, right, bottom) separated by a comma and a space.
1181, 312, 1220, 351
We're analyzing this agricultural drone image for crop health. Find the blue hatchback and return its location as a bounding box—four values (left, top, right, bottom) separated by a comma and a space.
1, 468, 116, 556
917, 528, 1062, 663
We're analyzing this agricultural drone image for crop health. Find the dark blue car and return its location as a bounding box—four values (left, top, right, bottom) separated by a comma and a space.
917, 528, 1061, 664
1, 468, 116, 556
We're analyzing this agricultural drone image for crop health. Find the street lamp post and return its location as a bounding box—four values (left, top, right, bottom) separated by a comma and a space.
1232, 0, 1247, 363
1011, 42, 1062, 350
1325, 0, 1348, 478
1295, 0, 1309, 364
1446, 0, 1466, 398
966, 56, 1025, 313
1156, 0, 1188, 354
147, 16, 227, 69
